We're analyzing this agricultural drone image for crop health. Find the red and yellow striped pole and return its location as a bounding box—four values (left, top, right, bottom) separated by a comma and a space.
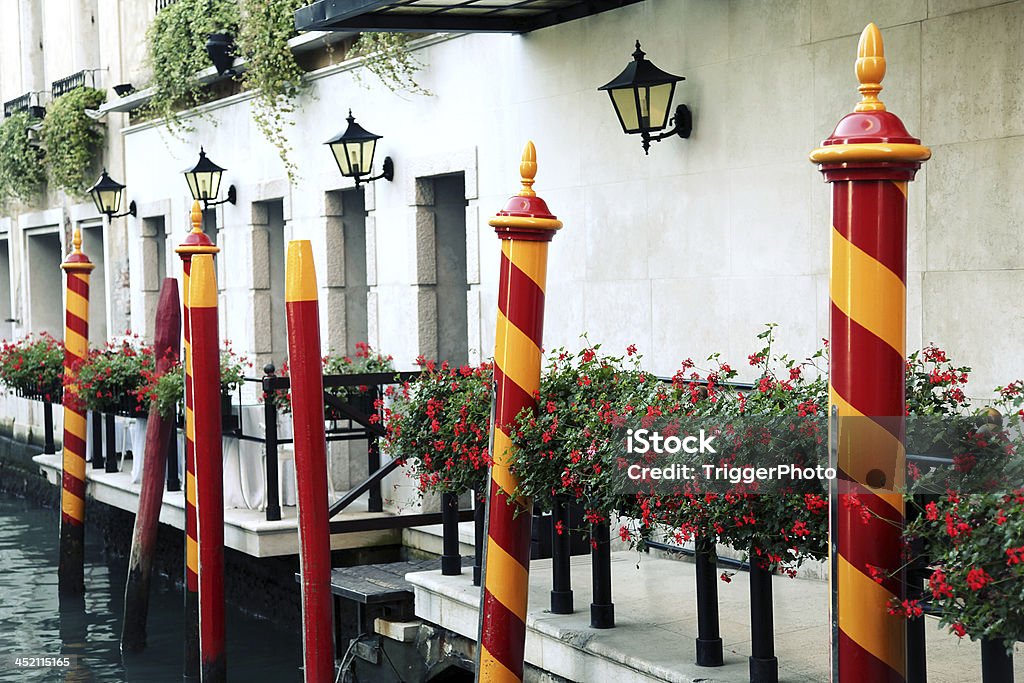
58, 227, 94, 597
284, 240, 335, 683
175, 201, 219, 679
478, 142, 561, 683
810, 24, 930, 683
189, 253, 226, 682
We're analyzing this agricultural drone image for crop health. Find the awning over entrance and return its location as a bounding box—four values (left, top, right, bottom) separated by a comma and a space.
294, 0, 643, 34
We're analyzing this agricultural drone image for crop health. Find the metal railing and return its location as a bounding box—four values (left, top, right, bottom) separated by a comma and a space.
51, 71, 95, 99
155, 0, 178, 11
3, 92, 45, 119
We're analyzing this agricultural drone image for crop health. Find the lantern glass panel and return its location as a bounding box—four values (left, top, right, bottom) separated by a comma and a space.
611, 88, 641, 133
644, 82, 675, 131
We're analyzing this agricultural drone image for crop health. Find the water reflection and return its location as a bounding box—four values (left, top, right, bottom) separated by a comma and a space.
0, 491, 302, 682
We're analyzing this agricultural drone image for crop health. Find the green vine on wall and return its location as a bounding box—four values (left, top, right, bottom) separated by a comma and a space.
349, 32, 431, 96
41, 87, 107, 196
145, 0, 430, 180
0, 111, 46, 203
145, 0, 239, 135
236, 0, 307, 183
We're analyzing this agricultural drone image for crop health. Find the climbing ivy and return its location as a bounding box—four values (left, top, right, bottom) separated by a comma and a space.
145, 0, 239, 134
0, 111, 45, 203
235, 0, 307, 183
349, 32, 431, 96
41, 87, 107, 196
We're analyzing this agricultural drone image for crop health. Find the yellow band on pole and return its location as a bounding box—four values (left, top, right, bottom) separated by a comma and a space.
285, 241, 319, 303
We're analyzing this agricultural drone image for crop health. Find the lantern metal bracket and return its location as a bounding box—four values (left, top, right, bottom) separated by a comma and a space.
202, 184, 237, 208
640, 104, 692, 154
353, 157, 395, 188
109, 201, 137, 219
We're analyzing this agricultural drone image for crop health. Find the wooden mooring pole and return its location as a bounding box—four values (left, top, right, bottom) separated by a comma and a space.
58, 227, 94, 598
284, 240, 335, 683
122, 278, 181, 653
175, 201, 219, 679
477, 142, 561, 682
189, 254, 226, 683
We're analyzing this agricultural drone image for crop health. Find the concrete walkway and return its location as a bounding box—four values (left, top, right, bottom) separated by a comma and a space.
409, 551, 1024, 683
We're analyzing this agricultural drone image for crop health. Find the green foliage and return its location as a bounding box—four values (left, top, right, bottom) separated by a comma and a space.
903, 491, 1024, 649
383, 359, 493, 497
236, 0, 306, 182
145, 0, 240, 134
69, 339, 156, 414
136, 359, 185, 418
509, 342, 658, 518
349, 33, 431, 96
0, 111, 45, 202
0, 334, 65, 401
220, 341, 251, 391
40, 87, 107, 196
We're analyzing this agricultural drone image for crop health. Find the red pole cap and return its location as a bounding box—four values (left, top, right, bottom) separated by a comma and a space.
489, 141, 563, 242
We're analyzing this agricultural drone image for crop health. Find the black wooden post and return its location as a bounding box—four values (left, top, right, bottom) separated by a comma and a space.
43, 401, 55, 455
550, 495, 573, 614
441, 491, 461, 575
981, 638, 1014, 683
695, 535, 724, 666
104, 413, 118, 473
367, 434, 383, 513
590, 520, 614, 628
473, 493, 485, 587
91, 410, 104, 469
749, 555, 779, 683
263, 364, 281, 522
165, 421, 181, 492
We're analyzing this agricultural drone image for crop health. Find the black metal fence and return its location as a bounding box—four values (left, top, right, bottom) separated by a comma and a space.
3, 92, 45, 119
51, 71, 93, 99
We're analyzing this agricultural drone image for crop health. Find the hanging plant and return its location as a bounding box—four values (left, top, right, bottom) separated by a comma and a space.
235, 0, 307, 182
40, 87, 107, 196
144, 0, 239, 134
349, 32, 431, 96
0, 111, 45, 202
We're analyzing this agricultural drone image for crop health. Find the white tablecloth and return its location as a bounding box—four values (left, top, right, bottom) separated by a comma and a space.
121, 404, 298, 511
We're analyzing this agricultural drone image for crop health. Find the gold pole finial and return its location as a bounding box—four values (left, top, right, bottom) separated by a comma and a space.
518, 141, 537, 197
855, 23, 886, 112
190, 200, 203, 234
72, 227, 83, 254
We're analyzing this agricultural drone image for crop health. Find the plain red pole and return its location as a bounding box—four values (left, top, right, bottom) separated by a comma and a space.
188, 254, 226, 683
122, 278, 181, 653
284, 240, 335, 683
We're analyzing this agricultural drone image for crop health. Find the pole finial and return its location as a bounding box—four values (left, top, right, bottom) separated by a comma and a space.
855, 23, 886, 112
72, 227, 83, 255
190, 200, 203, 234
518, 141, 537, 197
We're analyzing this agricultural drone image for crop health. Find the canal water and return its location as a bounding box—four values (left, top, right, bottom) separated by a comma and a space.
0, 490, 303, 682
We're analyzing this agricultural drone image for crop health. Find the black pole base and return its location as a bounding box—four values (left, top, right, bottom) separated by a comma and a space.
590, 603, 614, 629
441, 554, 462, 576
58, 523, 85, 597
750, 655, 779, 683
121, 566, 149, 653
473, 566, 481, 587
184, 589, 200, 680
550, 589, 573, 615
696, 637, 724, 667
981, 638, 1014, 683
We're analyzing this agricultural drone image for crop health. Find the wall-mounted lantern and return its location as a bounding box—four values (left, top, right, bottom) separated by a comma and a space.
88, 169, 136, 218
598, 41, 692, 154
183, 147, 236, 208
325, 111, 394, 188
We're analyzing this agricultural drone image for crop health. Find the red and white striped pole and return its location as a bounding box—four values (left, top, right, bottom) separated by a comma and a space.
284, 240, 335, 683
175, 201, 219, 679
810, 24, 930, 683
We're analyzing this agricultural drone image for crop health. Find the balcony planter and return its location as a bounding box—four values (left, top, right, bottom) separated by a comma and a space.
205, 33, 236, 76
221, 389, 239, 433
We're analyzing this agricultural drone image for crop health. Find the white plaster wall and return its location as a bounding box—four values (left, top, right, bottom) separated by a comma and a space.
1, 0, 1019, 409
